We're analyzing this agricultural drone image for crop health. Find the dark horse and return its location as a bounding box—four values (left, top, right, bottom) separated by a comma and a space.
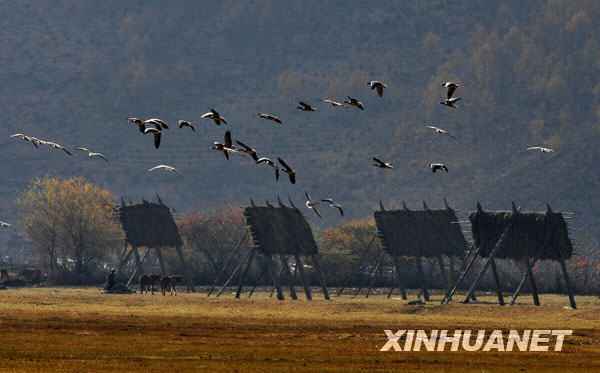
139, 274, 161, 295
160, 275, 183, 296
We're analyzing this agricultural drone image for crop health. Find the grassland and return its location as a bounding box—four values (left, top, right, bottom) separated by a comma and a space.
0, 287, 598, 372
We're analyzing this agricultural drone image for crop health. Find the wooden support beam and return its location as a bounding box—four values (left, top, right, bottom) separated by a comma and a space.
365, 252, 385, 298
557, 247, 577, 309
448, 256, 455, 292
415, 256, 430, 301
312, 255, 330, 300
441, 244, 481, 304
132, 247, 143, 275
295, 254, 312, 300
126, 249, 150, 289
175, 245, 195, 292
235, 248, 256, 299
155, 248, 167, 274
394, 255, 407, 300
266, 254, 284, 300
207, 231, 247, 296
114, 241, 130, 277
217, 249, 251, 297
463, 220, 514, 304
280, 256, 298, 300
490, 258, 505, 306
248, 259, 270, 298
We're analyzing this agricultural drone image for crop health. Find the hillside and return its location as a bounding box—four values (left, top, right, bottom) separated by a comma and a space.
1, 0, 599, 243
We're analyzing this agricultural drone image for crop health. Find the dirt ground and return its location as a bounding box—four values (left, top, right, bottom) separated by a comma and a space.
0, 287, 598, 372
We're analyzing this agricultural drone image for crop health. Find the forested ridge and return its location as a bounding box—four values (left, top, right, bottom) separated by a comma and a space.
1, 0, 599, 246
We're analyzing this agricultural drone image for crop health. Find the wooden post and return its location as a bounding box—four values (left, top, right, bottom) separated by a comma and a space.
114, 241, 130, 277
217, 249, 251, 297
365, 252, 385, 298
437, 255, 448, 290
127, 249, 150, 289
248, 259, 270, 298
235, 248, 256, 299
524, 259, 540, 306
132, 247, 144, 275
394, 255, 407, 300
175, 245, 195, 292
267, 255, 284, 300
207, 231, 247, 296
279, 256, 298, 300
448, 256, 455, 292
415, 256, 430, 301
463, 219, 514, 304
441, 244, 481, 304
490, 258, 505, 305
312, 255, 330, 300
155, 248, 167, 274
295, 254, 312, 300
557, 247, 577, 309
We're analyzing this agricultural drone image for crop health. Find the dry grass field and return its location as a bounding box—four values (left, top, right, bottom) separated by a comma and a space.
0, 287, 598, 372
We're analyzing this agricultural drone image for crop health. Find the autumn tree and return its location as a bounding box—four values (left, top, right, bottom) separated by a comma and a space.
17, 175, 124, 282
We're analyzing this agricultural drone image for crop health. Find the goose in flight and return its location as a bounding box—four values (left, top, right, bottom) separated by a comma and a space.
258, 113, 282, 124
372, 157, 393, 169
236, 140, 259, 161
128, 118, 146, 133
527, 146, 554, 153
211, 130, 245, 160
440, 97, 460, 108
320, 98, 345, 107
0, 221, 10, 228
321, 198, 344, 216
297, 101, 317, 112
305, 191, 321, 218
367, 81, 387, 97
429, 163, 448, 173
43, 141, 73, 156
76, 148, 108, 161
143, 118, 169, 130
277, 157, 296, 184
425, 125, 455, 139
178, 120, 195, 132
144, 127, 163, 149
441, 82, 460, 99
148, 165, 183, 178
344, 96, 364, 110
11, 134, 40, 148
201, 109, 227, 126
256, 157, 280, 180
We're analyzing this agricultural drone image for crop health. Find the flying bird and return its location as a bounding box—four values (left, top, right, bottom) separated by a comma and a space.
425, 125, 455, 139
297, 101, 317, 111
128, 118, 146, 133
258, 113, 282, 124
256, 157, 280, 180
527, 146, 554, 153
178, 120, 195, 132
44, 141, 73, 156
0, 221, 10, 228
201, 109, 227, 126
277, 157, 296, 184
235, 140, 258, 161
320, 98, 345, 107
211, 130, 245, 160
143, 118, 169, 130
76, 148, 108, 161
441, 81, 460, 99
148, 165, 183, 178
305, 191, 321, 218
144, 127, 163, 149
11, 134, 40, 148
440, 97, 461, 108
344, 96, 364, 110
372, 157, 393, 169
429, 163, 448, 173
367, 80, 387, 97
321, 198, 344, 216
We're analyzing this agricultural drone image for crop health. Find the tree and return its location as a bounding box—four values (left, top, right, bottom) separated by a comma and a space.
17, 175, 123, 282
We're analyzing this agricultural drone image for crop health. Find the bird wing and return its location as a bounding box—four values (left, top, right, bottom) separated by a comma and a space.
235, 140, 251, 152
173, 168, 184, 178
372, 157, 384, 166
148, 165, 163, 172
201, 112, 212, 118
153, 133, 161, 149
425, 126, 437, 130
305, 191, 311, 201
527, 147, 541, 150
256, 157, 272, 164
224, 131, 232, 147
94, 153, 108, 161
447, 86, 456, 99
76, 147, 89, 153
335, 205, 344, 216
321, 199, 334, 204
60, 146, 73, 156
223, 149, 230, 160
275, 167, 280, 180
376, 86, 383, 96
299, 101, 308, 108
277, 157, 291, 171
313, 207, 321, 218
289, 172, 296, 184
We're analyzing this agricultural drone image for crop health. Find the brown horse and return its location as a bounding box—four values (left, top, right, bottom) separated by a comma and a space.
160, 275, 183, 296
139, 274, 161, 295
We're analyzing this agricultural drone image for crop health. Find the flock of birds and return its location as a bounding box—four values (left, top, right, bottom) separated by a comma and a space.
4, 79, 555, 226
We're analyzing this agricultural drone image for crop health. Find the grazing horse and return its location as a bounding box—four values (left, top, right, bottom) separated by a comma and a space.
139, 274, 161, 295
160, 275, 183, 296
